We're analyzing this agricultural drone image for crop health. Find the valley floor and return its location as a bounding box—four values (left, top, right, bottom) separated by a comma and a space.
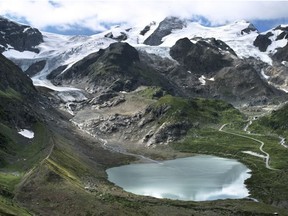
1, 89, 288, 216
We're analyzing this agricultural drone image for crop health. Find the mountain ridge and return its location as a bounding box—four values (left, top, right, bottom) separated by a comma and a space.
1, 15, 288, 215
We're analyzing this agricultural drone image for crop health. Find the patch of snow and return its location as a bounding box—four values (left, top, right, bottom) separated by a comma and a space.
23, 27, 30, 33
65, 102, 75, 116
207, 77, 215, 81
242, 151, 266, 158
199, 75, 206, 85
135, 45, 173, 60
159, 21, 273, 65
187, 71, 192, 74
6, 44, 13, 49
18, 129, 34, 139
32, 78, 81, 92
3, 19, 285, 94
267, 39, 288, 54
261, 69, 270, 80
56, 90, 87, 103
3, 49, 37, 59
281, 61, 288, 67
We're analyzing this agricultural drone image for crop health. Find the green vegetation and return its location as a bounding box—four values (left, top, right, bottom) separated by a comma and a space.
0, 88, 21, 100
150, 95, 245, 125
170, 124, 288, 207
0, 121, 53, 215
136, 86, 165, 99
0, 196, 31, 216
250, 103, 288, 138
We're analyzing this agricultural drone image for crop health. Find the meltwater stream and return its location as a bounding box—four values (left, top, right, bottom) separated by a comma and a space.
106, 155, 251, 201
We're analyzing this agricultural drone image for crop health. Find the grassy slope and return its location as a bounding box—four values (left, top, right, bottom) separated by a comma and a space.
171, 122, 288, 211
148, 94, 244, 126
13, 124, 288, 216
251, 103, 288, 137
0, 121, 52, 215
1, 85, 287, 215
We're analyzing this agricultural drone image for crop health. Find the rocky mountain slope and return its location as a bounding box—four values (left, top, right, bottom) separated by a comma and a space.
1, 16, 288, 215
1, 16, 287, 96
0, 16, 43, 53
0, 53, 37, 129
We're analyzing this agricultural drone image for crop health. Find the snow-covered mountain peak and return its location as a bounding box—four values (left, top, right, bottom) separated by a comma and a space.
1, 16, 288, 92
0, 16, 43, 53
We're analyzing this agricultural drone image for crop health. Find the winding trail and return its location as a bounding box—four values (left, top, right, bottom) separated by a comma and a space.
219, 124, 277, 170
22, 134, 56, 179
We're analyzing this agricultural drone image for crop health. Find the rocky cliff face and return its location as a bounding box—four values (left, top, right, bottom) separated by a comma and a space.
49, 42, 180, 95
0, 53, 38, 128
0, 16, 43, 53
144, 16, 186, 46
48, 37, 286, 105
273, 44, 288, 62
253, 25, 288, 52
169, 37, 234, 74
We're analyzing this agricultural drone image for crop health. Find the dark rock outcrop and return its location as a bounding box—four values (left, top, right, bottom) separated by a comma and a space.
140, 21, 156, 36
211, 61, 284, 103
253, 33, 273, 52
241, 23, 258, 35
0, 53, 35, 95
144, 16, 186, 46
0, 17, 43, 53
49, 42, 179, 95
152, 121, 191, 144
25, 60, 46, 77
273, 44, 288, 62
170, 38, 233, 74
274, 25, 288, 41
0, 53, 38, 128
46, 65, 68, 80
104, 32, 128, 41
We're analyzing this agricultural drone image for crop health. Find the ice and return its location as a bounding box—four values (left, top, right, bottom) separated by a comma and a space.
23, 27, 30, 33
199, 75, 206, 85
18, 129, 34, 139
32, 78, 80, 92
261, 69, 270, 80
3, 18, 288, 93
159, 21, 274, 65
3, 49, 37, 59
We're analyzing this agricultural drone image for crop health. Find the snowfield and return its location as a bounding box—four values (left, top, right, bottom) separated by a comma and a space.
18, 129, 34, 139
2, 19, 288, 92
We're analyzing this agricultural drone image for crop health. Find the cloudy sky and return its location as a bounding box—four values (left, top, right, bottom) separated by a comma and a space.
0, 0, 288, 35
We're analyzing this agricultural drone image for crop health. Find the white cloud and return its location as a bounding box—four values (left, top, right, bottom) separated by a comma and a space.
0, 0, 288, 32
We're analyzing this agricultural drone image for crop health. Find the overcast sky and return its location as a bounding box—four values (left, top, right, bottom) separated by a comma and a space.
1, 0, 288, 35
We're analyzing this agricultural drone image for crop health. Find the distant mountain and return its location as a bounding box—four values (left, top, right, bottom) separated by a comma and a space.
144, 16, 187, 46
0, 16, 43, 53
0, 16, 287, 102
1, 16, 288, 215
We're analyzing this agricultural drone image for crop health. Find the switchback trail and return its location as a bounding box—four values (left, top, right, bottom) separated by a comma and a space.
219, 124, 277, 170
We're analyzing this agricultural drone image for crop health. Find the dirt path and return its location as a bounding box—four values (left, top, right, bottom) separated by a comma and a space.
219, 124, 277, 170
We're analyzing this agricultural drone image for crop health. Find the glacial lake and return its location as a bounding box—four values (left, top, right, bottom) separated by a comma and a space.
106, 155, 251, 201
